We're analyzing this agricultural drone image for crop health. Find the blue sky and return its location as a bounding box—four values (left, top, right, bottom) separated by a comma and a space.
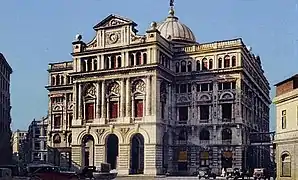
1, 0, 298, 131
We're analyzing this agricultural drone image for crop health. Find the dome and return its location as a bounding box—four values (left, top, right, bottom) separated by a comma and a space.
157, 8, 196, 43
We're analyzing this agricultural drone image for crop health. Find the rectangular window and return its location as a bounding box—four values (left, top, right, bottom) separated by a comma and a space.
68, 113, 73, 127
282, 110, 286, 129
34, 142, 40, 150
201, 83, 209, 91
85, 103, 94, 120
200, 151, 210, 167
222, 104, 232, 121
179, 107, 188, 122
223, 82, 231, 90
110, 102, 118, 119
53, 115, 61, 129
135, 100, 143, 117
200, 105, 209, 121
180, 84, 187, 93
161, 102, 165, 119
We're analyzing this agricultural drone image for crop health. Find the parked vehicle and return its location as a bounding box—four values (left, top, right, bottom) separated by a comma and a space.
253, 168, 270, 180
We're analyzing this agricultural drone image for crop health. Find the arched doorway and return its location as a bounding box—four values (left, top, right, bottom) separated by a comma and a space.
106, 134, 119, 170
221, 151, 233, 169
82, 135, 94, 167
130, 133, 144, 174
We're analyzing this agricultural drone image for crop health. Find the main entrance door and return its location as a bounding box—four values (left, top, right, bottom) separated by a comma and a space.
82, 135, 94, 167
130, 133, 144, 174
106, 134, 119, 170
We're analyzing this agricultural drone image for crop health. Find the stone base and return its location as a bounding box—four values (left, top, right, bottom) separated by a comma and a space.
117, 168, 129, 176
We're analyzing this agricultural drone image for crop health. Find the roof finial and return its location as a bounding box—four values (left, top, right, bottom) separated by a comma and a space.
169, 0, 175, 16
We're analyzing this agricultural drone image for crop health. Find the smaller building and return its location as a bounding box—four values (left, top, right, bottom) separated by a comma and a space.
273, 74, 298, 179
26, 117, 48, 163
12, 130, 27, 163
0, 53, 13, 165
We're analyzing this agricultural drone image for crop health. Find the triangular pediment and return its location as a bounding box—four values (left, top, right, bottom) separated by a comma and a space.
93, 14, 137, 30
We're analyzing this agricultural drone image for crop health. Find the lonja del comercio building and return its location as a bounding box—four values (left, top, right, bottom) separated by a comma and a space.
45, 2, 271, 176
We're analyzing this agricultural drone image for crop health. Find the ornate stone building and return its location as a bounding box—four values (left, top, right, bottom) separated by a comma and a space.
0, 53, 12, 165
46, 3, 270, 175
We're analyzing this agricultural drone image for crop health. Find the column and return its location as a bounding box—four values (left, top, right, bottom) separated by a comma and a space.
101, 81, 106, 118
125, 78, 131, 117
96, 82, 100, 119
125, 52, 129, 66
91, 59, 94, 71
101, 56, 105, 70
145, 76, 151, 116
121, 52, 125, 68
97, 55, 101, 70
85, 60, 88, 71
73, 83, 77, 119
120, 79, 125, 117
131, 98, 135, 118
106, 99, 110, 120
168, 84, 172, 121
78, 83, 82, 119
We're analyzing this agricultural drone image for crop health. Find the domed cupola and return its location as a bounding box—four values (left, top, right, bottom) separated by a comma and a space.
157, 2, 196, 43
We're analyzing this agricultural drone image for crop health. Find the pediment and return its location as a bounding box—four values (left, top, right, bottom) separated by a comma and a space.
93, 14, 136, 30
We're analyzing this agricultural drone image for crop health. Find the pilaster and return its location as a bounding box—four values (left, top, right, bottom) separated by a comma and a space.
120, 79, 125, 118
125, 78, 131, 122
118, 144, 130, 175
100, 80, 106, 124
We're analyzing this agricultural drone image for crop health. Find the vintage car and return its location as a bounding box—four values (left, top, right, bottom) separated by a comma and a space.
253, 168, 270, 180
27, 163, 77, 180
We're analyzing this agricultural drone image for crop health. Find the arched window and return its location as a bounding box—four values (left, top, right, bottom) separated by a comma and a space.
176, 62, 180, 73
196, 61, 201, 71
87, 59, 92, 71
222, 128, 232, 144
218, 58, 222, 68
209, 59, 213, 69
130, 54, 134, 66
199, 129, 210, 141
82, 60, 86, 72
143, 53, 147, 64
187, 61, 192, 72
202, 58, 208, 70
93, 59, 98, 70
281, 153, 291, 177
224, 55, 230, 68
232, 56, 236, 67
111, 56, 116, 69
136, 52, 142, 65
117, 56, 121, 68
61, 75, 64, 85
53, 134, 61, 144
51, 76, 56, 86
56, 75, 60, 85
181, 61, 186, 72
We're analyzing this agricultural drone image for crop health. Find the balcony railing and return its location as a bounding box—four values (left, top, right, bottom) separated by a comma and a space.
199, 119, 209, 123
200, 140, 210, 144
222, 139, 232, 145
178, 120, 188, 125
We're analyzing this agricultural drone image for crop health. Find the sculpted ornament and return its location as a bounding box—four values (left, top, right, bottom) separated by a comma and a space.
120, 128, 130, 136
84, 84, 96, 97
109, 82, 120, 95
96, 128, 105, 136
133, 80, 145, 93
106, 31, 121, 45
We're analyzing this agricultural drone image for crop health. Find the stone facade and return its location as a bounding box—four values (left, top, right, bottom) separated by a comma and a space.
273, 74, 298, 179
46, 4, 270, 176
12, 130, 27, 163
26, 117, 49, 163
0, 53, 12, 165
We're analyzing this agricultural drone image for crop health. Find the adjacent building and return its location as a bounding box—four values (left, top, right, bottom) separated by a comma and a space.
46, 3, 270, 175
26, 117, 49, 163
0, 53, 13, 165
273, 74, 298, 179
12, 130, 27, 163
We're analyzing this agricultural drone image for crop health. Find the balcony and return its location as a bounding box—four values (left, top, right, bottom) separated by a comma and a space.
222, 139, 232, 145
199, 119, 209, 123
177, 120, 188, 125
200, 140, 210, 145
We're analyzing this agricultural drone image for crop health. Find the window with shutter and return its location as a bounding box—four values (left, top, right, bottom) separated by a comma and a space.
135, 100, 143, 117
85, 103, 94, 120
110, 102, 118, 118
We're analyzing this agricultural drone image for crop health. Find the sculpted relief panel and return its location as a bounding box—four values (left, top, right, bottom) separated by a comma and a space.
105, 30, 122, 45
